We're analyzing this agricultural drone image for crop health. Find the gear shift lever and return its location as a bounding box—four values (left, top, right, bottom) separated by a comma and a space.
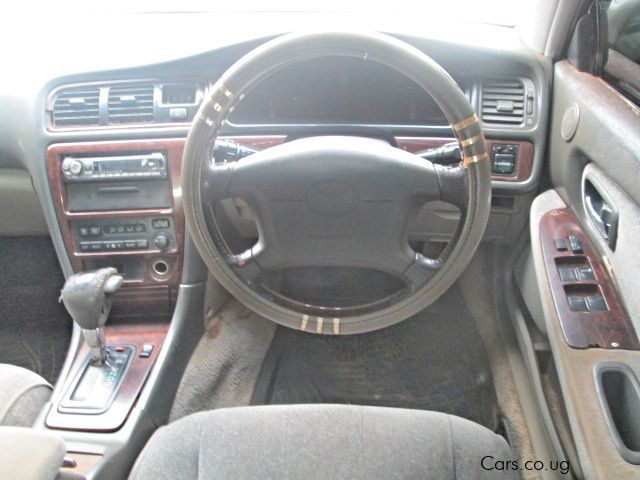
60, 268, 123, 366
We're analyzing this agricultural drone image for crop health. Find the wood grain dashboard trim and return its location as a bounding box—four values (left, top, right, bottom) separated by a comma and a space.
539, 208, 639, 350
45, 139, 187, 290
45, 134, 532, 315
395, 137, 534, 182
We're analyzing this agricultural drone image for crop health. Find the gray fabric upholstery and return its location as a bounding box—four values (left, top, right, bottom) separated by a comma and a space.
0, 426, 66, 480
0, 363, 51, 427
131, 404, 519, 480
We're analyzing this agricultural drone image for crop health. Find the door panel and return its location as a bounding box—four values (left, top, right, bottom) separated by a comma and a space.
549, 60, 640, 331
527, 52, 640, 477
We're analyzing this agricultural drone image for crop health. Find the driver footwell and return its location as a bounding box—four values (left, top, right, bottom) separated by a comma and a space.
251, 284, 500, 430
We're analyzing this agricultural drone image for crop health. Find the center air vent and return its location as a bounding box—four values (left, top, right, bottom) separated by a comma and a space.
107, 84, 155, 124
52, 87, 100, 127
481, 79, 525, 125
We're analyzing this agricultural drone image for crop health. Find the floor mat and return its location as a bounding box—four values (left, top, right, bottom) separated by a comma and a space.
0, 236, 72, 384
251, 285, 500, 429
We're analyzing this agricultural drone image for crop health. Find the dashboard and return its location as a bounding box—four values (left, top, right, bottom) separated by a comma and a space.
0, 20, 552, 316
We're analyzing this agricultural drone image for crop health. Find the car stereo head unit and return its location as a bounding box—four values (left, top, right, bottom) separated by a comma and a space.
62, 152, 167, 182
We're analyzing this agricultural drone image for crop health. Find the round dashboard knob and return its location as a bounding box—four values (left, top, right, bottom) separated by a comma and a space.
68, 159, 83, 175
154, 233, 170, 251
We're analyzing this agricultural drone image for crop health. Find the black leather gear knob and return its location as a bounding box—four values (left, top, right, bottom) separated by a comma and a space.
60, 268, 123, 330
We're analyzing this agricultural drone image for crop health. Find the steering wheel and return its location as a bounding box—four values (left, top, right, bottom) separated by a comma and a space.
182, 32, 491, 335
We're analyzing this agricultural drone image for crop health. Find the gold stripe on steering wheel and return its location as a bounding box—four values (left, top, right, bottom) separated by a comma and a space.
462, 151, 489, 167
459, 134, 483, 148
452, 114, 479, 132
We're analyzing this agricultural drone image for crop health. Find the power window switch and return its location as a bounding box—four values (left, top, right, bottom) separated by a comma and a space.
586, 296, 608, 312
559, 267, 577, 282
568, 235, 583, 254
568, 296, 588, 312
576, 266, 596, 281
554, 238, 568, 252
140, 344, 154, 358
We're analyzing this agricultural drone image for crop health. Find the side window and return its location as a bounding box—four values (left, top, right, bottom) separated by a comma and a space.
603, 0, 640, 103
606, 0, 640, 63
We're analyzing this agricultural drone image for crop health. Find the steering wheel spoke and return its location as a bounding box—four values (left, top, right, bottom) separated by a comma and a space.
434, 164, 469, 211
228, 249, 262, 285
200, 160, 236, 203
402, 253, 443, 292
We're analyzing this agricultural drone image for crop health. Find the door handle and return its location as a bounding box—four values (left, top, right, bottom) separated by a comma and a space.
584, 176, 618, 250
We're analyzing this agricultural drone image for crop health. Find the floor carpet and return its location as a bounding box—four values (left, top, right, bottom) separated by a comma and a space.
251, 284, 500, 430
0, 236, 72, 384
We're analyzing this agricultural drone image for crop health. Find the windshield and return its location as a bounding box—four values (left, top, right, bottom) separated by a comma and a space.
12, 0, 523, 27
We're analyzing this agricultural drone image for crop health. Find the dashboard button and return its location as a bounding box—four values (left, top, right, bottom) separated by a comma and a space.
169, 108, 188, 121
152, 218, 170, 229
139, 344, 154, 358
154, 233, 170, 250
491, 153, 515, 175
68, 159, 83, 175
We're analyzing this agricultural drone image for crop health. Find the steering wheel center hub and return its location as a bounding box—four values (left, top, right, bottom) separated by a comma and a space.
306, 181, 359, 217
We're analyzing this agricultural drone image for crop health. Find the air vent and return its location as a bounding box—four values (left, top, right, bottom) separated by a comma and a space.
107, 84, 155, 124
481, 79, 525, 125
52, 87, 100, 127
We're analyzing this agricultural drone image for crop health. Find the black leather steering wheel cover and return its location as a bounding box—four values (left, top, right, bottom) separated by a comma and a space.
182, 31, 491, 334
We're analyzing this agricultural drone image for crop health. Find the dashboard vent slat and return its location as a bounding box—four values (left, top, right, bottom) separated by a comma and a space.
107, 84, 155, 124
480, 79, 525, 125
52, 87, 100, 127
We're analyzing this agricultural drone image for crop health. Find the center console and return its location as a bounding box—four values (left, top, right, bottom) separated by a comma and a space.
43, 139, 187, 436
45, 139, 187, 318
42, 136, 283, 437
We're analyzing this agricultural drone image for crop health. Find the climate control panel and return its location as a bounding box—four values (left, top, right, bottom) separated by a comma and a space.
71, 216, 175, 254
